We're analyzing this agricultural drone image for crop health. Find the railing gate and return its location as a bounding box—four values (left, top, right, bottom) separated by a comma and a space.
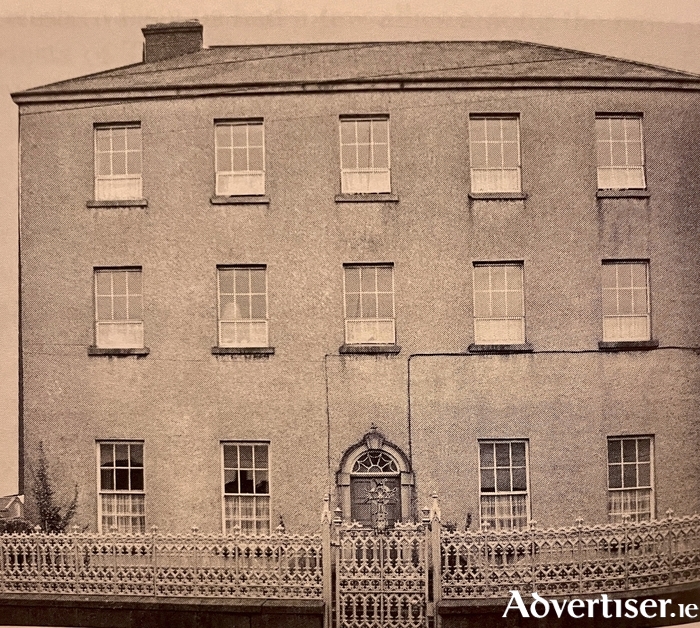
334, 523, 428, 628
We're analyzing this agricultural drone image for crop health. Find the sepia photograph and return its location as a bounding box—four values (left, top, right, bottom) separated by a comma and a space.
0, 1, 698, 627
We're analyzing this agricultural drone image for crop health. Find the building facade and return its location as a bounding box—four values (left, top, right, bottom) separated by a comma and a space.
12, 21, 700, 536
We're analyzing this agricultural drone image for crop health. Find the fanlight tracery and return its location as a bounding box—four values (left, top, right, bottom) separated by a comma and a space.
352, 450, 399, 474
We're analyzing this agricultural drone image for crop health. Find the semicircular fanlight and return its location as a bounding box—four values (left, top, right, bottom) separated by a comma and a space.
352, 450, 399, 474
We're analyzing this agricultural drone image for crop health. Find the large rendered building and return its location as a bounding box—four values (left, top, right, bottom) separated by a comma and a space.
12, 21, 700, 537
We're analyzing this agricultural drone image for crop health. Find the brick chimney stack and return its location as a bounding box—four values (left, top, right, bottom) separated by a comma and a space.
142, 20, 203, 63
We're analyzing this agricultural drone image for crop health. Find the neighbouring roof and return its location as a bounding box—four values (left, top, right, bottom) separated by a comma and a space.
0, 494, 23, 511
12, 40, 700, 103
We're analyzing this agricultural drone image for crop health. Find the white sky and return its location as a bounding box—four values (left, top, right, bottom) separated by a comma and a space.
0, 2, 698, 499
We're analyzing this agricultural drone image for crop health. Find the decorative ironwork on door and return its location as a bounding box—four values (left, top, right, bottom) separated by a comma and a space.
335, 522, 428, 628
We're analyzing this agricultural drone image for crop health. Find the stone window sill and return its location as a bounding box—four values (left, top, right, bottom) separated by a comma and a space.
596, 189, 651, 199
88, 347, 150, 356
468, 343, 533, 354
211, 346, 275, 355
468, 192, 527, 201
210, 195, 270, 205
598, 340, 659, 352
87, 199, 148, 208
339, 344, 401, 355
334, 193, 399, 203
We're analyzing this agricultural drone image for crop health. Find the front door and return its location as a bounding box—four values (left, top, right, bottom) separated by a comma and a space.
350, 476, 401, 528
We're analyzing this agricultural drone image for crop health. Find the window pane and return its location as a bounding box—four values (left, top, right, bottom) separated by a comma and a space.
219, 269, 235, 294
602, 289, 617, 315
473, 293, 491, 318
608, 463, 622, 489
627, 142, 643, 166
597, 142, 612, 167
216, 125, 231, 147
217, 148, 232, 172
115, 468, 130, 490
240, 470, 255, 493
255, 470, 268, 494
373, 145, 388, 169
236, 295, 251, 318
496, 468, 511, 492
490, 291, 506, 317
480, 468, 495, 491
356, 144, 371, 169
224, 469, 239, 493
223, 445, 238, 468
231, 125, 247, 146
495, 443, 510, 467
115, 444, 129, 466
341, 145, 357, 169
622, 439, 637, 462
506, 265, 523, 289
345, 293, 361, 318
491, 268, 506, 290
631, 264, 647, 286
126, 151, 141, 174
232, 147, 247, 171
101, 469, 114, 490
637, 438, 650, 462
377, 293, 393, 317
372, 120, 388, 143
611, 142, 627, 166
234, 269, 251, 293
512, 467, 527, 491
617, 290, 633, 314
485, 118, 501, 140
632, 288, 648, 314
100, 444, 114, 467
254, 445, 268, 468
340, 121, 356, 144
239, 445, 253, 468
249, 147, 264, 171
219, 294, 237, 319
360, 293, 377, 317
128, 295, 142, 320
112, 295, 127, 319
625, 119, 641, 141
473, 266, 490, 291
595, 119, 609, 141
609, 118, 625, 141
502, 142, 519, 167
511, 442, 526, 466
110, 271, 126, 294
638, 462, 651, 487
248, 124, 263, 146
623, 463, 637, 487
470, 142, 487, 168
111, 154, 126, 176
506, 291, 523, 316
96, 296, 112, 321
480, 443, 494, 467
500, 119, 518, 142
249, 269, 266, 293
130, 444, 143, 466
356, 121, 371, 144
127, 270, 142, 294
96, 153, 112, 176
130, 469, 144, 491
250, 294, 266, 318
96, 129, 111, 151
470, 119, 486, 142
608, 439, 621, 463
112, 129, 126, 151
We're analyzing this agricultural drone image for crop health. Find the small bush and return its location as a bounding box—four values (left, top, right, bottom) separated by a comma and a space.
0, 517, 35, 534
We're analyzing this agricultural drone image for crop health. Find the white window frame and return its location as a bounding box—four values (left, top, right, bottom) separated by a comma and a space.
94, 124, 142, 201
339, 116, 391, 194
94, 267, 144, 349
602, 261, 651, 342
343, 264, 396, 345
596, 114, 646, 190
607, 436, 654, 523
215, 120, 265, 196
217, 266, 269, 348
97, 441, 145, 533
478, 440, 530, 531
472, 262, 525, 345
469, 115, 521, 193
221, 442, 271, 536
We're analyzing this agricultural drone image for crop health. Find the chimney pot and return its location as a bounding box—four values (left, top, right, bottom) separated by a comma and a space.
142, 20, 203, 63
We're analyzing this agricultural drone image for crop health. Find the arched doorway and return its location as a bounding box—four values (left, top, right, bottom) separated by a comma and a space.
336, 427, 414, 526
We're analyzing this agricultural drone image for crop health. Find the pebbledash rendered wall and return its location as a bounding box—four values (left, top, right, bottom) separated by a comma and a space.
17, 81, 700, 533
